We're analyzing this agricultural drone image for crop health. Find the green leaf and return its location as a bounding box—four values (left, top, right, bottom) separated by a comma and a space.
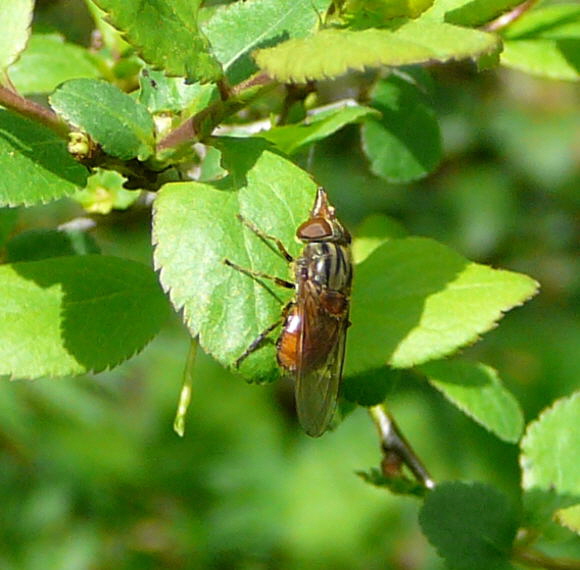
419, 481, 517, 570
50, 79, 155, 160
420, 360, 524, 443
260, 104, 379, 155
347, 237, 539, 373
6, 229, 100, 262
0, 0, 33, 76
74, 168, 139, 214
342, 0, 434, 26
92, 0, 222, 82
0, 256, 169, 379
153, 138, 316, 383
501, 5, 580, 81
138, 68, 217, 116
445, 0, 523, 27
7, 34, 102, 95
361, 74, 442, 183
557, 504, 580, 535
521, 392, 580, 525
204, 0, 330, 84
0, 111, 88, 207
352, 213, 408, 264
254, 20, 499, 81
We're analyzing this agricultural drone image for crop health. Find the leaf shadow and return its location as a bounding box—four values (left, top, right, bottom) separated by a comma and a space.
12, 256, 167, 373
347, 238, 469, 373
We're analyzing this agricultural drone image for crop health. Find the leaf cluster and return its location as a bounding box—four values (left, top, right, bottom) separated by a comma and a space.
0, 0, 579, 568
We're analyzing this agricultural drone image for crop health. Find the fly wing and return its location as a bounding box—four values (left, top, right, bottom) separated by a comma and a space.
295, 281, 348, 437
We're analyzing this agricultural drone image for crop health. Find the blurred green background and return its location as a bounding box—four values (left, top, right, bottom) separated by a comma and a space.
2, 1, 579, 569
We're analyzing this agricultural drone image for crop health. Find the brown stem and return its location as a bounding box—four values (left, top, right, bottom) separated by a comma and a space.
483, 0, 540, 32
0, 84, 69, 138
156, 74, 277, 152
514, 547, 580, 570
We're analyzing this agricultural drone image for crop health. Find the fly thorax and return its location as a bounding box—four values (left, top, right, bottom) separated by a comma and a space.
299, 242, 352, 292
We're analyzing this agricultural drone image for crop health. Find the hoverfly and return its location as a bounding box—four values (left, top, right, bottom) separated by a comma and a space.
226, 188, 353, 437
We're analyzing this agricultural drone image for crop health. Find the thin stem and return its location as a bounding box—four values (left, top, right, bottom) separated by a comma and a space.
514, 547, 580, 570
0, 84, 69, 138
157, 74, 276, 152
483, 0, 540, 32
173, 339, 198, 437
369, 404, 435, 490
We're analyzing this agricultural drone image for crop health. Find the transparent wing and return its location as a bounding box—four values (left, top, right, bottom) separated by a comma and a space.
295, 282, 348, 437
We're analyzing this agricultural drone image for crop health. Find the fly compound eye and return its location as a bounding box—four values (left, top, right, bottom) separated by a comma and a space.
296, 217, 333, 240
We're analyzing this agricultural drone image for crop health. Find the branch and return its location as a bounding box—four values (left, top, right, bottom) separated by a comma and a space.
514, 547, 580, 570
0, 84, 69, 138
483, 0, 540, 32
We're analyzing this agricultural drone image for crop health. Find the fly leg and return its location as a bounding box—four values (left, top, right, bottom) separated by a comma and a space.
224, 259, 294, 289
234, 302, 293, 368
236, 214, 294, 262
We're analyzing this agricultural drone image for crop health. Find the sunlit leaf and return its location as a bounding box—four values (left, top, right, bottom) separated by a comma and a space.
153, 138, 316, 383
93, 0, 222, 82
0, 256, 169, 379
50, 79, 155, 160
0, 0, 33, 77
255, 20, 499, 81
420, 360, 524, 442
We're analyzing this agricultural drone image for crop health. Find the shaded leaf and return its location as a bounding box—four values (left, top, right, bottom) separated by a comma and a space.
521, 392, 580, 525
153, 138, 316, 383
50, 79, 155, 160
419, 481, 517, 570
203, 0, 330, 84
6, 229, 100, 262
0, 0, 33, 76
342, 0, 434, 26
254, 20, 499, 81
7, 34, 102, 95
0, 256, 169, 379
347, 237, 539, 373
0, 111, 88, 207
361, 74, 442, 182
0, 208, 19, 248
93, 0, 222, 82
260, 104, 378, 155
420, 360, 524, 442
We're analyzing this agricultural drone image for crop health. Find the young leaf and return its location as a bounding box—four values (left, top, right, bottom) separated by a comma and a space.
0, 111, 88, 207
50, 78, 155, 161
7, 34, 102, 95
420, 360, 524, 443
346, 237, 539, 374
6, 229, 100, 262
521, 392, 580, 525
0, 0, 33, 78
500, 5, 580, 81
138, 68, 217, 116
419, 481, 518, 570
203, 0, 331, 84
153, 138, 316, 383
92, 0, 222, 82
0, 256, 169, 379
74, 168, 139, 214
260, 104, 378, 155
254, 20, 499, 82
361, 74, 442, 183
